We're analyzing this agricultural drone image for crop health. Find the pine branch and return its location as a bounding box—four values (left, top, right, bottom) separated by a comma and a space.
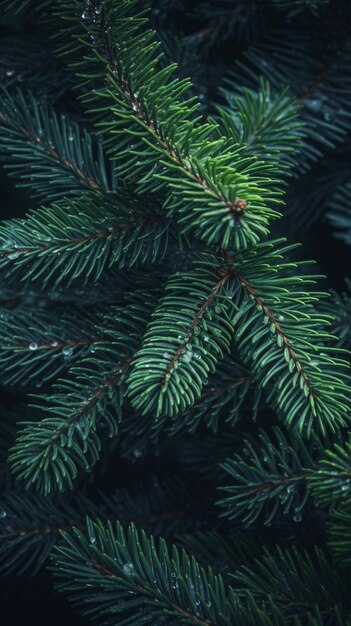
0, 89, 116, 201
216, 76, 304, 173
328, 506, 351, 567
0, 191, 171, 287
228, 239, 351, 435
0, 35, 70, 101
178, 530, 262, 581
226, 28, 351, 170
218, 427, 320, 526
219, 426, 351, 525
51, 518, 286, 626
0, 477, 212, 575
118, 354, 257, 462
233, 545, 351, 623
308, 435, 351, 508
0, 308, 103, 387
163, 353, 258, 434
127, 255, 235, 417
9, 293, 159, 493
51, 0, 283, 251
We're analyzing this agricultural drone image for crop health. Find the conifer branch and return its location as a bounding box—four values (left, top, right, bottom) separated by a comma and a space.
9, 294, 159, 493
226, 240, 350, 435
51, 519, 283, 626
127, 256, 235, 416
0, 308, 103, 386
52, 0, 282, 250
0, 89, 116, 200
0, 191, 170, 286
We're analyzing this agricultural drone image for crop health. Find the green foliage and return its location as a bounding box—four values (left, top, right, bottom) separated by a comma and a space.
232, 545, 351, 623
0, 89, 116, 201
226, 27, 351, 168
51, 518, 286, 626
0, 36, 70, 100
308, 436, 351, 508
228, 240, 350, 435
177, 530, 262, 580
0, 308, 102, 387
0, 491, 91, 576
9, 293, 158, 493
0, 0, 350, 623
0, 476, 211, 576
126, 237, 351, 432
0, 191, 170, 287
328, 506, 351, 567
164, 353, 258, 433
216, 77, 304, 172
52, 0, 283, 251
218, 427, 319, 525
127, 255, 235, 416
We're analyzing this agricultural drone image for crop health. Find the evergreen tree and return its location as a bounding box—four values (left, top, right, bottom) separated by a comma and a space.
0, 0, 350, 624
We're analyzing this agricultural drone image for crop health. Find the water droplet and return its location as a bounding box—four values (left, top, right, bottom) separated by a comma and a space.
89, 536, 96, 544
182, 352, 192, 363
133, 448, 142, 459
324, 112, 331, 121
123, 562, 135, 576
278, 315, 284, 321
90, 345, 96, 353
5, 68, 15, 77
8, 252, 20, 260
163, 352, 171, 359
29, 342, 38, 351
287, 484, 295, 493
214, 305, 222, 314
62, 346, 73, 357
293, 513, 302, 523
68, 128, 74, 141
305, 98, 322, 113
0, 510, 7, 518
203, 335, 209, 342
82, 10, 87, 19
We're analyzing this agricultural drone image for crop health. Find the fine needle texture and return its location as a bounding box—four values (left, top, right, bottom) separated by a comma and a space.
0, 1, 350, 625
